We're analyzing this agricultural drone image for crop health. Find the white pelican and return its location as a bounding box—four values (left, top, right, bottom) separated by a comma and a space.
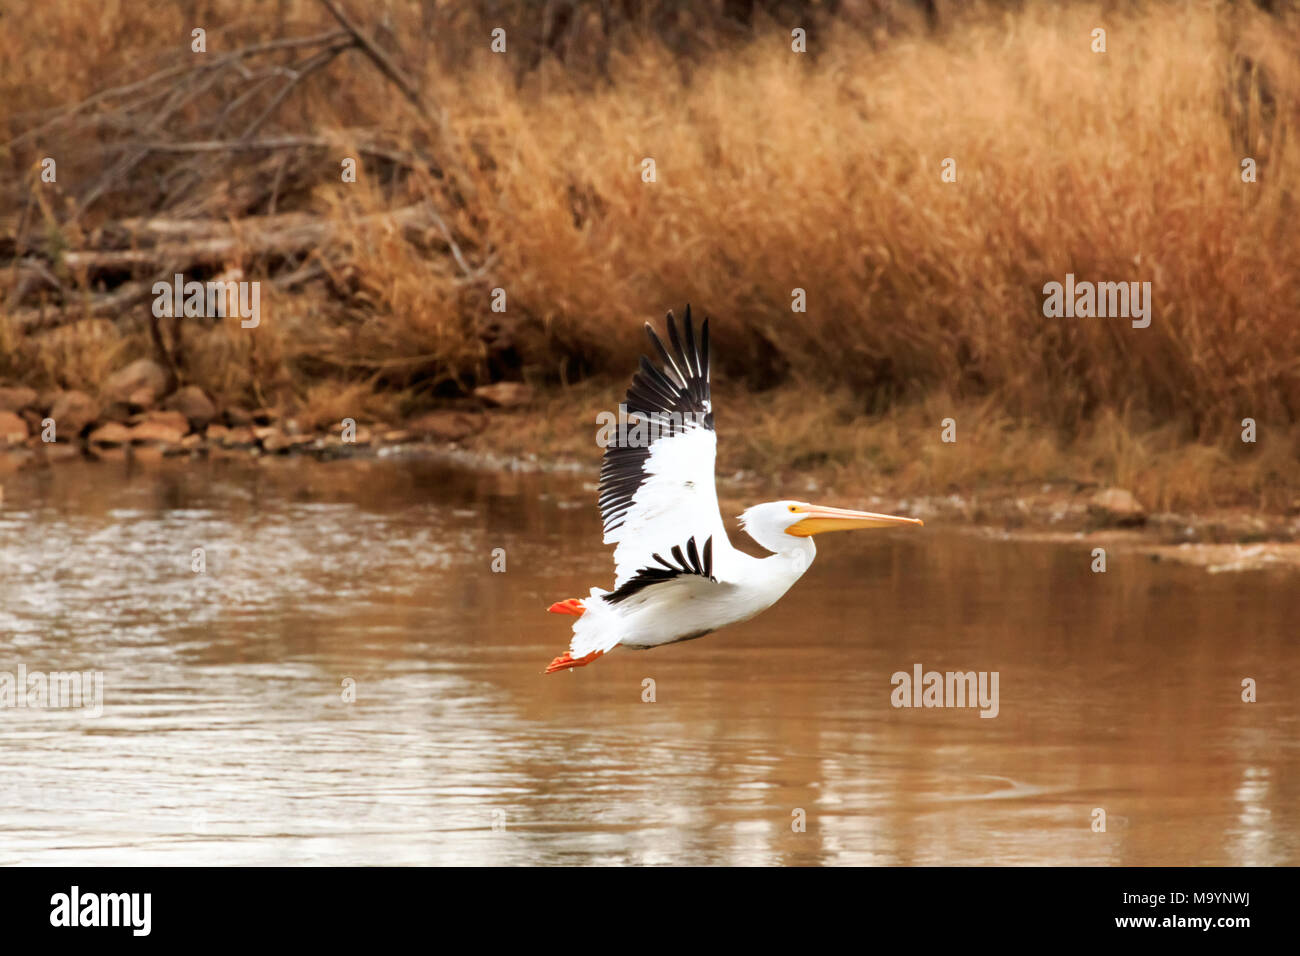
545, 307, 923, 674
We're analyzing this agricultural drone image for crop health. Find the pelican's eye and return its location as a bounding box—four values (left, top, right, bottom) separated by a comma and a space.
788, 505, 798, 512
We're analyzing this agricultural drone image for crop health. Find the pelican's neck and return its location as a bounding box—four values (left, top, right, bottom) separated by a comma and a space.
763, 535, 815, 580
783, 535, 815, 562
793, 536, 816, 575
740, 524, 817, 589
744, 536, 815, 610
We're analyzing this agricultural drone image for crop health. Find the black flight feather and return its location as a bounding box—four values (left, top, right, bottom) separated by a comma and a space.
604, 535, 718, 605
597, 306, 714, 536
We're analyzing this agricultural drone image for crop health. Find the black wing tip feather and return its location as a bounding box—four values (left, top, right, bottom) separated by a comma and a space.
630, 305, 712, 423
597, 306, 715, 535
604, 534, 717, 605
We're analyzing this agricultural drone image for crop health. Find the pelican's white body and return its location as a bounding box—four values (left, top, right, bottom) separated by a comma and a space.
565, 410, 828, 659
551, 308, 919, 669
569, 535, 816, 656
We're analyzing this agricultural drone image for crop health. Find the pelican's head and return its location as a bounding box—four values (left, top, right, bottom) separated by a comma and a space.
739, 500, 924, 553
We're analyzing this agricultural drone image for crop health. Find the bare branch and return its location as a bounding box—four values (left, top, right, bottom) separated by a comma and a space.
316, 0, 440, 129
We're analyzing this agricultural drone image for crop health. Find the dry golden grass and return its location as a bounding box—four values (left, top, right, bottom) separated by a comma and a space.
513, 380, 1297, 515
463, 3, 1300, 427
2, 0, 1297, 513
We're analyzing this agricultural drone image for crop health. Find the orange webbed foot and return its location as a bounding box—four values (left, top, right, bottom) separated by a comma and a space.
544, 649, 604, 674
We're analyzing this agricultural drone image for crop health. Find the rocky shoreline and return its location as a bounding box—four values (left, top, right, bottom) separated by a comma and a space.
4, 358, 1299, 573
0, 358, 531, 465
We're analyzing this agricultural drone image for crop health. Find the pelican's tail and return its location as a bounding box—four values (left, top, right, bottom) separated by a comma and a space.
543, 590, 624, 675
547, 598, 586, 617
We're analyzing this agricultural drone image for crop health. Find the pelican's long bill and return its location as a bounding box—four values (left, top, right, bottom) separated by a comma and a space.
786, 503, 924, 537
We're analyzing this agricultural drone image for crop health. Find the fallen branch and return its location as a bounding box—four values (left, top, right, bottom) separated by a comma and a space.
106, 136, 422, 168
8, 204, 440, 331
8, 279, 157, 333
3, 30, 353, 152
315, 0, 473, 199
316, 0, 440, 129
102, 203, 426, 271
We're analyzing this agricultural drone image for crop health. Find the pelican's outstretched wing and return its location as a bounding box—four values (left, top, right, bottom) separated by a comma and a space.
597, 306, 728, 589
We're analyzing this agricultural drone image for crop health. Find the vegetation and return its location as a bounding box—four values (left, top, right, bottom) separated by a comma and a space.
2, 0, 1297, 513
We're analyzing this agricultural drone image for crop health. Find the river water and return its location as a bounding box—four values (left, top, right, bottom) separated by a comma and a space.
0, 456, 1295, 865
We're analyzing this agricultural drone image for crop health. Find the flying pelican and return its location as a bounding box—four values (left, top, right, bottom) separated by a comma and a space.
544, 307, 923, 674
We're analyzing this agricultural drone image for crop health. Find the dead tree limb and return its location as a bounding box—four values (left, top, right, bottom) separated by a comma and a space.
8, 204, 440, 332
315, 0, 474, 200
2, 29, 353, 151
108, 136, 420, 168
316, 0, 440, 129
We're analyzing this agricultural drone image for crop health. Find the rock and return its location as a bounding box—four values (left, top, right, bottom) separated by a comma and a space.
473, 382, 534, 409
0, 448, 33, 471
103, 358, 168, 407
130, 421, 186, 446
0, 386, 37, 412
162, 386, 217, 430
224, 407, 253, 427
0, 411, 29, 446
135, 409, 190, 435
259, 429, 289, 453
258, 429, 311, 454
88, 422, 133, 446
216, 425, 258, 448
406, 411, 485, 442
98, 402, 135, 424
1088, 488, 1146, 527
127, 387, 158, 409
48, 390, 100, 436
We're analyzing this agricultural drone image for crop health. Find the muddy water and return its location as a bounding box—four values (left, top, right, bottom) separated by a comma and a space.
0, 456, 1296, 865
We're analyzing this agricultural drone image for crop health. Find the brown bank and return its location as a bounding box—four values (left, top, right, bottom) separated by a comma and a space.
2, 357, 1298, 574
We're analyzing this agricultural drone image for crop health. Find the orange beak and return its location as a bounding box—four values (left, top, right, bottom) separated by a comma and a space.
787, 503, 924, 537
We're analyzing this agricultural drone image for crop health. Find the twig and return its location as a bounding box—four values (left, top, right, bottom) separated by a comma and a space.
9, 279, 157, 333
77, 66, 230, 213
24, 203, 438, 275
316, 0, 440, 129
238, 38, 356, 140
425, 202, 494, 283
3, 29, 351, 151
114, 136, 419, 166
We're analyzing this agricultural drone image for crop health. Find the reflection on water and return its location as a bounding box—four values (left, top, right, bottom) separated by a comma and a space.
0, 456, 1296, 865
